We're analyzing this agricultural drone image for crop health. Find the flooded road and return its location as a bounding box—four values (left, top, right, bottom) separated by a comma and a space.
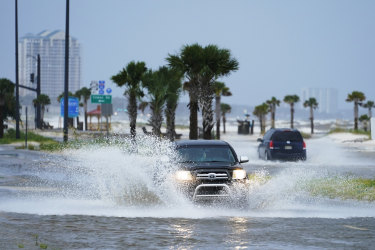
1, 134, 375, 249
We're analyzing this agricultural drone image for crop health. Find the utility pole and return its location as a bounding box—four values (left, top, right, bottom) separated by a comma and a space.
36, 54, 41, 129
63, 0, 70, 142
15, 0, 20, 139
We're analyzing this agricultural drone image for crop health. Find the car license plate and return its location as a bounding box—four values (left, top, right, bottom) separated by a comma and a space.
285, 145, 292, 150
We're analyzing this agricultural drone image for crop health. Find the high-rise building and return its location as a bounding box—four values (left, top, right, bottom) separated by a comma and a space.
301, 88, 338, 114
19, 30, 81, 102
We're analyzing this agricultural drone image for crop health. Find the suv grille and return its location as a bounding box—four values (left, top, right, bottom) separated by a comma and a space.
196, 172, 229, 180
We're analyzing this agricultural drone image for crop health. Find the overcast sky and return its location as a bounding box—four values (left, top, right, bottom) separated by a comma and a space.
1, 0, 374, 109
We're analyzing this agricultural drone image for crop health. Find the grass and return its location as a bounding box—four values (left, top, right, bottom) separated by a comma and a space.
329, 127, 371, 137
304, 177, 375, 201
0, 129, 56, 145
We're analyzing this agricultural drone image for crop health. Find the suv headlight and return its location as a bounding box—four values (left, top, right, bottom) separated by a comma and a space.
232, 169, 247, 179
175, 171, 193, 181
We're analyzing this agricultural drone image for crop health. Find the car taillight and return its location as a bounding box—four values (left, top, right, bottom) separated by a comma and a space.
303, 141, 306, 150
269, 140, 274, 149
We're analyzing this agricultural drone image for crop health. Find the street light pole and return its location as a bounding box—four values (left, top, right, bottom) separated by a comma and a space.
15, 0, 20, 139
63, 0, 70, 142
36, 54, 41, 129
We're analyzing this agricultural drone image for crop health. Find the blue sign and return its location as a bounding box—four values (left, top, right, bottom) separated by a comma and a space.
106, 88, 112, 94
99, 89, 105, 95
60, 97, 79, 118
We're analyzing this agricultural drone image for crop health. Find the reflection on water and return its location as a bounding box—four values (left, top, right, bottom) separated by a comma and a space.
227, 217, 250, 249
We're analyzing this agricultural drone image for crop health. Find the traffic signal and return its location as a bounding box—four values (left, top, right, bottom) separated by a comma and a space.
30, 73, 35, 83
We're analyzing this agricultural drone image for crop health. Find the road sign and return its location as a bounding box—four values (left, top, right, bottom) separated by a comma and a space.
101, 103, 113, 117
91, 94, 112, 104
60, 97, 79, 117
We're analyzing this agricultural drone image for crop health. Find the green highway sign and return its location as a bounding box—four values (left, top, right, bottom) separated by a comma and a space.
91, 95, 112, 104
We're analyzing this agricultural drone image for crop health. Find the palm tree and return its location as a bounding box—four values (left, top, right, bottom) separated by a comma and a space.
57, 91, 74, 127
266, 97, 280, 128
164, 68, 183, 141
361, 100, 375, 118
253, 103, 269, 134
212, 81, 232, 139
75, 87, 91, 130
303, 97, 318, 134
167, 44, 203, 139
346, 91, 366, 130
141, 67, 169, 137
33, 94, 51, 126
0, 78, 16, 138
221, 103, 231, 134
283, 95, 300, 129
359, 114, 370, 131
199, 45, 239, 139
111, 61, 147, 137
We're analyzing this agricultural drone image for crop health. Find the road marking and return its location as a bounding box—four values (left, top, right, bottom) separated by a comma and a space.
343, 225, 369, 231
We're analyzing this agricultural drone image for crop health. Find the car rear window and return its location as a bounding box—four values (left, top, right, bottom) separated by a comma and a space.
272, 131, 303, 142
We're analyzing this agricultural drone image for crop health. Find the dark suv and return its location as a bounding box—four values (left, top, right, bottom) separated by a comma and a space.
174, 140, 249, 201
257, 128, 306, 161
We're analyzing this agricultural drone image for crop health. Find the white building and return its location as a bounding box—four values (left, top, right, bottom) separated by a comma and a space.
301, 88, 338, 114
19, 30, 81, 102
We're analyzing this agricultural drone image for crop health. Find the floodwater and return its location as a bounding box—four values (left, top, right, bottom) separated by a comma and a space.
0, 134, 375, 249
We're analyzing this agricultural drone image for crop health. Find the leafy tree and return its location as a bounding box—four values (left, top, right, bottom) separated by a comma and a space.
212, 81, 232, 139
140, 67, 169, 137
283, 95, 300, 129
266, 97, 280, 129
253, 103, 269, 134
168, 44, 239, 140
75, 87, 91, 130
359, 114, 370, 131
33, 94, 51, 126
198, 45, 239, 139
167, 44, 203, 139
220, 103, 231, 134
0, 78, 16, 138
164, 68, 183, 141
57, 91, 75, 128
361, 100, 375, 118
111, 61, 147, 137
346, 91, 366, 130
303, 97, 318, 134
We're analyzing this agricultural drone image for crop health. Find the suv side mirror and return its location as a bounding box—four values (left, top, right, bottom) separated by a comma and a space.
257, 138, 263, 143
239, 156, 249, 163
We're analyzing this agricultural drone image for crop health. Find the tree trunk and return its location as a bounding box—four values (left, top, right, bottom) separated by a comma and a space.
84, 102, 88, 131
215, 95, 221, 140
165, 103, 177, 141
271, 105, 275, 128
201, 89, 214, 140
222, 115, 226, 134
188, 88, 198, 139
310, 106, 314, 134
259, 117, 263, 134
354, 102, 358, 130
290, 103, 294, 129
128, 92, 137, 137
150, 103, 163, 137
0, 105, 3, 138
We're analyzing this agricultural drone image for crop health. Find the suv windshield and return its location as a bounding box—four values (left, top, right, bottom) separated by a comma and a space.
177, 146, 236, 163
272, 131, 303, 142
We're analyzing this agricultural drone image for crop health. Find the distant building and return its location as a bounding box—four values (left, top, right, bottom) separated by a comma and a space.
301, 88, 338, 114
19, 30, 81, 102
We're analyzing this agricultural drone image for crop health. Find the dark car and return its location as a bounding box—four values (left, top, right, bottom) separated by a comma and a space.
173, 140, 249, 202
257, 128, 306, 161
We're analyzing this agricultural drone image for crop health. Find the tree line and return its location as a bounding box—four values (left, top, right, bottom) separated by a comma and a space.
111, 43, 238, 140
253, 91, 374, 134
